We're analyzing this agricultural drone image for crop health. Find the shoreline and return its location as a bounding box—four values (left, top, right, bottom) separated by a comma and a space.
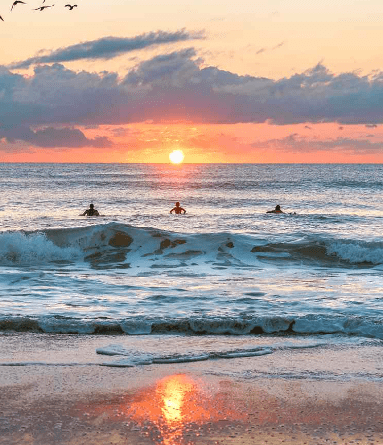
1, 333, 383, 444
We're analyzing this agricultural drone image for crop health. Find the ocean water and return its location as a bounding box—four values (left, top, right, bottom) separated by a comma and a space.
0, 163, 382, 370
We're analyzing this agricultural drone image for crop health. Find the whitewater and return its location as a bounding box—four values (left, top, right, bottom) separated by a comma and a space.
0, 163, 382, 370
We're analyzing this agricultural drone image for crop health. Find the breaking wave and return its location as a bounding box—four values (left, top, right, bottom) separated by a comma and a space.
0, 231, 81, 265
1, 314, 383, 340
0, 222, 382, 267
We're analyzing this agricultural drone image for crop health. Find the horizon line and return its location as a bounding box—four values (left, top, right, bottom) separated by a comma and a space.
0, 161, 382, 165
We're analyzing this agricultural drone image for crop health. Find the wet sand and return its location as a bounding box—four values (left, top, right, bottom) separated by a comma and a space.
1, 334, 383, 444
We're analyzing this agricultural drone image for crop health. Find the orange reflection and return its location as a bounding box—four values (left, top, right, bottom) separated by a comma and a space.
158, 375, 193, 425
78, 374, 244, 444
129, 375, 213, 444
73, 374, 376, 443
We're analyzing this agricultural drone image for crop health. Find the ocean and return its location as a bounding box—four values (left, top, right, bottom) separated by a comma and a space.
0, 163, 383, 372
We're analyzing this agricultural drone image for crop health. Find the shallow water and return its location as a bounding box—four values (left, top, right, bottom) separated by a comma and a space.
0, 163, 382, 364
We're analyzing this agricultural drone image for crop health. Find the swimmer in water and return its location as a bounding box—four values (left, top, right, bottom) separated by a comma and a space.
266, 204, 284, 214
80, 203, 100, 216
170, 202, 186, 214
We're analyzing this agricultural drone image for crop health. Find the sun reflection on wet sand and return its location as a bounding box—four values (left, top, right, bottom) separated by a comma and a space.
4, 364, 383, 445
130, 374, 214, 444
158, 375, 196, 426
78, 374, 244, 444
69, 370, 383, 445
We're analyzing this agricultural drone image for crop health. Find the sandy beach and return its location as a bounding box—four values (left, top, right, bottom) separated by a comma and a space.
1, 333, 383, 445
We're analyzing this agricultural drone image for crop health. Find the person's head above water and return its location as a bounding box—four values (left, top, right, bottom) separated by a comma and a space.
170, 201, 186, 214
80, 203, 99, 216
266, 204, 283, 214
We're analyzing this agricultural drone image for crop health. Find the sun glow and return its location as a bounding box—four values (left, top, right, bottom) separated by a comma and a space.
169, 149, 185, 164
75, 373, 246, 445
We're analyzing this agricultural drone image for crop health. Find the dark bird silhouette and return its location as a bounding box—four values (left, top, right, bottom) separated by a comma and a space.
11, 0, 26, 11
64, 4, 77, 10
33, 4, 54, 10
0, 15, 4, 21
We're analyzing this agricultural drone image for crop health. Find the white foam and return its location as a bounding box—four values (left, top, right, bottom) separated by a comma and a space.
96, 344, 154, 365
216, 348, 273, 358
97, 343, 275, 367
44, 223, 266, 272
3, 223, 381, 270
293, 316, 383, 340
0, 231, 81, 265
327, 240, 383, 264
39, 317, 96, 334
152, 354, 210, 363
2, 313, 383, 341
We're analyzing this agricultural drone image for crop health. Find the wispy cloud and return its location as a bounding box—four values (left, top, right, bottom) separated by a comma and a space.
9, 29, 204, 69
256, 41, 285, 55
272, 41, 285, 50
251, 134, 383, 154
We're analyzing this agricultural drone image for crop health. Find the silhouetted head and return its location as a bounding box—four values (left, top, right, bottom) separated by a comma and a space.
90, 203, 94, 209
175, 202, 180, 206
275, 205, 281, 211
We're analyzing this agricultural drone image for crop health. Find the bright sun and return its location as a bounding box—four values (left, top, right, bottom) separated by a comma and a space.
169, 149, 185, 164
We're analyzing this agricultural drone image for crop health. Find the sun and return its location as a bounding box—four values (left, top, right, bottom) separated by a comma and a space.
169, 149, 185, 164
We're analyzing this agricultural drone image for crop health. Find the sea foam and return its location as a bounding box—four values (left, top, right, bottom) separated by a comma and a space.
0, 231, 81, 265
1, 314, 383, 340
2, 223, 382, 268
326, 239, 383, 264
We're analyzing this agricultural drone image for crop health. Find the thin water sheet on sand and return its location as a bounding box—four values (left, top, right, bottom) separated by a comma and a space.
1, 334, 383, 445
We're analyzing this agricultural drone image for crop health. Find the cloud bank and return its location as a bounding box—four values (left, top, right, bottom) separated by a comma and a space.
2, 46, 383, 136
0, 125, 112, 148
10, 30, 204, 69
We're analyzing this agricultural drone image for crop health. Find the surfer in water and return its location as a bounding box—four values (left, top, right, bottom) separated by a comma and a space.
170, 202, 186, 214
81, 203, 100, 216
266, 204, 284, 214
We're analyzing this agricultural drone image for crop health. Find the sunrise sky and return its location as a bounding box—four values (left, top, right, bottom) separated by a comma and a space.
1, 0, 383, 163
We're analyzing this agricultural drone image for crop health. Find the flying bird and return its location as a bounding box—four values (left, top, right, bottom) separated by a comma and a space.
33, 4, 54, 10
64, 4, 77, 10
0, 15, 4, 21
11, 0, 26, 11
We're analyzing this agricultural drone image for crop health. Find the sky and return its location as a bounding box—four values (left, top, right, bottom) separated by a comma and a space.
1, 0, 383, 163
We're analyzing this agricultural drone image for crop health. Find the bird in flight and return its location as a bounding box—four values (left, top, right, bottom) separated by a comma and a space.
33, 4, 54, 10
64, 4, 77, 10
0, 15, 4, 21
11, 1, 26, 11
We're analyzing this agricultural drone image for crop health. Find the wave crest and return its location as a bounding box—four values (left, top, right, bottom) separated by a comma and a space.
1, 314, 383, 340
0, 223, 382, 267
0, 231, 81, 265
